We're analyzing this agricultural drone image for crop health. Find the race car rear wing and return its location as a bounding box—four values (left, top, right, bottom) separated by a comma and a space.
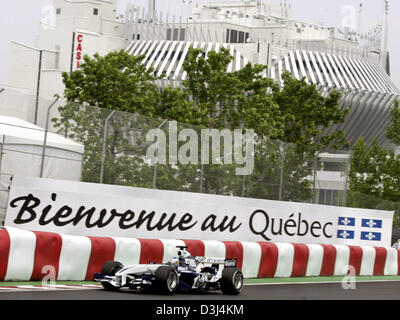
175, 246, 237, 268
196, 257, 237, 268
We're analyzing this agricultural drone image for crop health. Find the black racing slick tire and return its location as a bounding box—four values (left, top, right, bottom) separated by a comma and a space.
101, 261, 123, 275
155, 266, 179, 294
100, 261, 123, 291
220, 268, 244, 295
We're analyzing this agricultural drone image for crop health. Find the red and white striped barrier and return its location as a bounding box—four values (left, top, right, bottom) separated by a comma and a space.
0, 227, 399, 281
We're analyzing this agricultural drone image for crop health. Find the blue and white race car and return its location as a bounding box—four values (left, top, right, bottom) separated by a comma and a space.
94, 246, 244, 295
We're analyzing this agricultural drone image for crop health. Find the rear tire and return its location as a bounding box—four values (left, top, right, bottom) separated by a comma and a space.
155, 266, 179, 294
100, 261, 123, 291
220, 268, 243, 295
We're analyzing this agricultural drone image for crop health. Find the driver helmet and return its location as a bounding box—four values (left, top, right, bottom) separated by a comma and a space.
170, 257, 179, 265
180, 250, 192, 259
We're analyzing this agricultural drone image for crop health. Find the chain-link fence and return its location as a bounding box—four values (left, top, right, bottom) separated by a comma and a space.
51, 103, 323, 202
0, 96, 399, 232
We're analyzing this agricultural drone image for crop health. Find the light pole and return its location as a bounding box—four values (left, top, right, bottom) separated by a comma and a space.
100, 110, 116, 184
312, 153, 319, 204
200, 164, 204, 193
153, 119, 168, 189
35, 50, 43, 125
279, 144, 285, 201
0, 135, 5, 186
40, 97, 60, 178
240, 134, 255, 198
343, 157, 350, 207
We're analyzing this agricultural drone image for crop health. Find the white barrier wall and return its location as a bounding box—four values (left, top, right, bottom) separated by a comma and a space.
5, 176, 395, 247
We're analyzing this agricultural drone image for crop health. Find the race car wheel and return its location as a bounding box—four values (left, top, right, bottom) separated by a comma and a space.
220, 268, 244, 295
101, 261, 123, 275
155, 266, 179, 294
100, 261, 123, 291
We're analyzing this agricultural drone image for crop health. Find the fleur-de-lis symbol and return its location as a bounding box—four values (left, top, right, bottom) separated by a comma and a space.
340, 231, 350, 239
341, 218, 351, 226
366, 220, 377, 228
366, 233, 376, 240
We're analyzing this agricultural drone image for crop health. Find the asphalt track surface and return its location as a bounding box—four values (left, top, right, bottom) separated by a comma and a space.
2, 281, 400, 300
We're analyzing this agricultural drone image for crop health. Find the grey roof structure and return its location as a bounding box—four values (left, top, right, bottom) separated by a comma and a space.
123, 0, 399, 148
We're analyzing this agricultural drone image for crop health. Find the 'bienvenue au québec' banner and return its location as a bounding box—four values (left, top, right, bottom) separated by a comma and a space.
5, 176, 394, 247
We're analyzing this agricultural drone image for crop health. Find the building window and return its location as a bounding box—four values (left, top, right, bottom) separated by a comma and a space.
173, 28, 179, 41
323, 162, 344, 172
226, 29, 248, 43
238, 31, 245, 43
318, 189, 340, 206
93, 8, 99, 15
166, 28, 186, 41
230, 29, 238, 43
56, 8, 61, 15
179, 29, 186, 41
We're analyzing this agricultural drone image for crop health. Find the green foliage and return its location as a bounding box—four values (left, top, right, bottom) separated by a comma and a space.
350, 137, 400, 204
244, 140, 315, 202
54, 48, 347, 203
180, 48, 347, 201
349, 137, 400, 225
386, 100, 400, 146
182, 47, 284, 137
273, 72, 348, 151
56, 51, 191, 185
157, 86, 198, 123
348, 98, 400, 226
62, 50, 163, 116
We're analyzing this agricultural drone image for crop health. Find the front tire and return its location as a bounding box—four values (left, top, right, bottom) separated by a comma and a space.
220, 268, 244, 295
155, 266, 179, 294
100, 261, 123, 291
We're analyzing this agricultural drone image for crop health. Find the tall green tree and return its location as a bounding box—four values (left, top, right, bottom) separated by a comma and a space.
349, 99, 400, 202
273, 72, 348, 151
63, 50, 160, 115
181, 48, 348, 200
348, 99, 400, 225
386, 100, 400, 146
349, 137, 400, 201
55, 51, 192, 185
54, 48, 348, 202
181, 47, 284, 195
182, 47, 284, 137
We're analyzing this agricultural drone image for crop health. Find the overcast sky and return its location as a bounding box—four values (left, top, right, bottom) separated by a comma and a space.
0, 0, 399, 88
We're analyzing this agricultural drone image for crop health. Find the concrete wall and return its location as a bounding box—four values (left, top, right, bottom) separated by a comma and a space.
8, 42, 57, 95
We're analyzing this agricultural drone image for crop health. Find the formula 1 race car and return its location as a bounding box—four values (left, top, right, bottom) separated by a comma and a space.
94, 246, 244, 295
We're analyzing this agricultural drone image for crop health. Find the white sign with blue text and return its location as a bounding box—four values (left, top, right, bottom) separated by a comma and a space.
5, 176, 394, 247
